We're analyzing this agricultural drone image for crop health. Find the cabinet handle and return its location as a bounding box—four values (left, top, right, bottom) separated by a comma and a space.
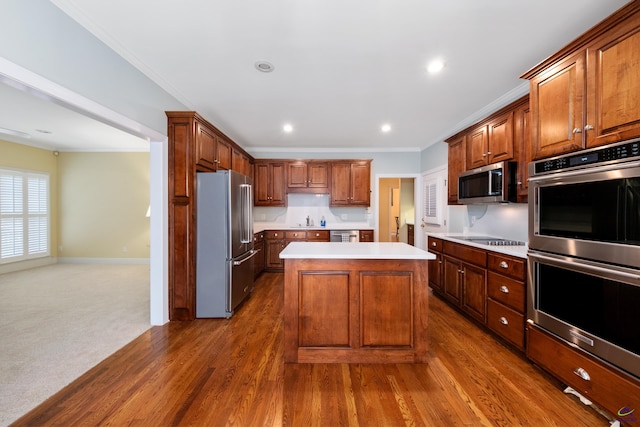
572, 128, 582, 134
487, 151, 491, 155
432, 242, 437, 247
499, 261, 509, 269
482, 153, 487, 157
584, 124, 594, 131
499, 316, 508, 325
459, 269, 464, 274
293, 233, 298, 237
499, 285, 509, 294
573, 367, 591, 381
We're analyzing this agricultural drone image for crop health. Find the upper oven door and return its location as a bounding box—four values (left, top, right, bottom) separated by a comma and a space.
529, 160, 640, 268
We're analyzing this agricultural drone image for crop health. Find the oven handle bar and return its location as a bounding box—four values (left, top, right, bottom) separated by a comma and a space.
529, 251, 640, 283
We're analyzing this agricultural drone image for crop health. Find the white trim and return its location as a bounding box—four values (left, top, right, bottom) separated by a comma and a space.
0, 57, 165, 143
58, 257, 150, 264
374, 173, 423, 249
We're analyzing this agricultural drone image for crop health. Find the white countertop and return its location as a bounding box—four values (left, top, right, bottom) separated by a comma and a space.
254, 222, 373, 233
279, 242, 436, 260
428, 232, 528, 259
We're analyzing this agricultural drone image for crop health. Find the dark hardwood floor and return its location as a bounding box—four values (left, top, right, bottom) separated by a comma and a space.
12, 272, 608, 426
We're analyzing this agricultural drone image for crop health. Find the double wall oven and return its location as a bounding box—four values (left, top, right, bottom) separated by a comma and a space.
528, 138, 640, 380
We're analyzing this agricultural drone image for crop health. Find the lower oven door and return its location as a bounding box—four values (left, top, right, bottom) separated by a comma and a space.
527, 250, 640, 379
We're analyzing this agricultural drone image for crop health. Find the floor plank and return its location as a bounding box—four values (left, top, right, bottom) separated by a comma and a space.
11, 272, 609, 426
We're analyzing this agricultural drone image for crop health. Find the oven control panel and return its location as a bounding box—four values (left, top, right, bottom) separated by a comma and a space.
534, 138, 640, 174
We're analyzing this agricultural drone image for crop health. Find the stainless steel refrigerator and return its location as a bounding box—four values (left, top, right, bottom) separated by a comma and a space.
196, 170, 256, 318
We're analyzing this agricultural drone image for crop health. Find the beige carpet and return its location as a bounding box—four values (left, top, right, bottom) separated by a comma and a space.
0, 263, 150, 426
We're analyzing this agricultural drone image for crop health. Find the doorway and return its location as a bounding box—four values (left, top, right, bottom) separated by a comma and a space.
376, 175, 418, 245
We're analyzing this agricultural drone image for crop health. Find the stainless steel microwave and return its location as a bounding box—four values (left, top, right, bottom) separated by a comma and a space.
458, 161, 517, 204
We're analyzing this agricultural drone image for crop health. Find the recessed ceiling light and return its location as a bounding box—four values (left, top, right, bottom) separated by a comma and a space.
283, 123, 293, 133
426, 59, 445, 74
381, 124, 391, 133
36, 129, 52, 134
255, 61, 274, 73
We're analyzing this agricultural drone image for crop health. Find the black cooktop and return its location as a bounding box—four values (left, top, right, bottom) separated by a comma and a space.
455, 236, 526, 246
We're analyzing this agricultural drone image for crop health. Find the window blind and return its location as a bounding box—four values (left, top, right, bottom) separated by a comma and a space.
0, 169, 49, 263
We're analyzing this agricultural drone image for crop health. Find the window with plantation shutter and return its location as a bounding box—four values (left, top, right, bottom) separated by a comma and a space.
0, 169, 49, 263
422, 176, 443, 226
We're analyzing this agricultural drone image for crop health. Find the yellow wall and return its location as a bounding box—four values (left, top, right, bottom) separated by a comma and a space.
57, 152, 150, 259
0, 140, 150, 267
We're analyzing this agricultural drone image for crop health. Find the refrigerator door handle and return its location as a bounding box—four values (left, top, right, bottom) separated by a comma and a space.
240, 183, 253, 244
233, 249, 259, 266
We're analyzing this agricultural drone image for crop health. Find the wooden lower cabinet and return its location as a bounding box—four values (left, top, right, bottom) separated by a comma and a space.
427, 237, 443, 293
359, 229, 374, 242
253, 232, 265, 279
284, 258, 428, 363
441, 241, 487, 323
527, 323, 640, 423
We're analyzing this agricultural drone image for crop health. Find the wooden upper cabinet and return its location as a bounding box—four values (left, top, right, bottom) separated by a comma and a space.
216, 136, 232, 170
466, 112, 515, 169
466, 125, 488, 169
523, 2, 640, 159
528, 51, 586, 160
515, 101, 531, 202
287, 161, 329, 193
254, 160, 286, 206
329, 160, 371, 206
586, 20, 640, 148
232, 148, 252, 178
195, 121, 218, 170
446, 135, 465, 205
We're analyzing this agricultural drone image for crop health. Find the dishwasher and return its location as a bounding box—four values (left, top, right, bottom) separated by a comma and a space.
330, 230, 359, 242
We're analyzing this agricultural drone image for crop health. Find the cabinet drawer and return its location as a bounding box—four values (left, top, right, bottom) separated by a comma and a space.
443, 241, 486, 267
487, 252, 525, 280
527, 324, 640, 418
487, 300, 524, 350
487, 272, 525, 313
427, 237, 442, 252
253, 232, 265, 243
307, 230, 330, 241
285, 230, 307, 240
265, 230, 284, 240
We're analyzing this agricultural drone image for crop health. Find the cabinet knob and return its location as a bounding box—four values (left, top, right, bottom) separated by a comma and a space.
293, 233, 298, 237
499, 285, 509, 294
499, 261, 509, 269
499, 317, 509, 325
432, 242, 436, 247
482, 153, 487, 157
573, 367, 591, 381
315, 233, 320, 237
487, 151, 491, 155
274, 233, 278, 237
584, 124, 594, 131
572, 127, 582, 134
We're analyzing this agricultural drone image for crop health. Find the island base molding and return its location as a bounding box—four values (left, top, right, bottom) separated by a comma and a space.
283, 258, 429, 364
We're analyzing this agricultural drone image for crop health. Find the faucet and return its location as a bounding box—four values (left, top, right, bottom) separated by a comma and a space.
306, 215, 310, 226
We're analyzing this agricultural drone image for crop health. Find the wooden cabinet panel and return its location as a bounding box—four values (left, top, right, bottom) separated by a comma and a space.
443, 255, 462, 305
487, 272, 525, 313
461, 263, 487, 323
232, 148, 252, 177
443, 240, 487, 267
487, 253, 525, 280
527, 323, 640, 419
359, 230, 374, 242
308, 230, 330, 241
254, 161, 286, 206
285, 230, 307, 240
487, 111, 514, 164
515, 102, 531, 202
195, 121, 217, 170
299, 272, 351, 347
529, 51, 586, 160
216, 136, 232, 170
168, 202, 193, 321
427, 237, 443, 294
361, 273, 413, 347
330, 161, 371, 206
253, 232, 265, 278
487, 300, 524, 350
447, 136, 465, 204
586, 22, 640, 148
287, 161, 329, 192
466, 125, 488, 169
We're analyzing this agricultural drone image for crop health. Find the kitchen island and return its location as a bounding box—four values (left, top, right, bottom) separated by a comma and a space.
280, 242, 435, 363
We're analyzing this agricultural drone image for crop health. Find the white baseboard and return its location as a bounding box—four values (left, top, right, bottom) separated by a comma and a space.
57, 257, 150, 265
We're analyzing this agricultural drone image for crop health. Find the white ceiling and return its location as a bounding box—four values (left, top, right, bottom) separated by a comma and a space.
3, 0, 631, 153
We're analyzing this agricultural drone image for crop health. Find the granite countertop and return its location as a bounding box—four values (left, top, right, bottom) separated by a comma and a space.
427, 232, 528, 259
279, 242, 435, 260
